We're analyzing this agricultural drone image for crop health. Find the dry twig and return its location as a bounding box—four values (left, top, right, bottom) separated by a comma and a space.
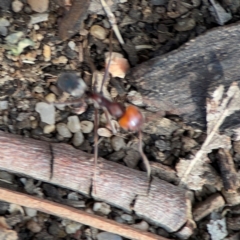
0, 187, 168, 240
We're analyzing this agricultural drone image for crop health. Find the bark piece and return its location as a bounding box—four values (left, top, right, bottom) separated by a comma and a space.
0, 131, 190, 233
0, 187, 169, 240
193, 193, 225, 221
126, 23, 240, 133
0, 133, 51, 182
217, 148, 239, 191
134, 178, 188, 232
93, 159, 149, 212
58, 0, 90, 40
50, 143, 94, 196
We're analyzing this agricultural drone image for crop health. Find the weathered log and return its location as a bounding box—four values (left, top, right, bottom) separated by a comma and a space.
127, 22, 240, 133
0, 131, 191, 234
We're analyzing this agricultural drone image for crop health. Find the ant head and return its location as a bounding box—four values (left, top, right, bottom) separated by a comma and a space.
118, 105, 144, 131
57, 72, 87, 97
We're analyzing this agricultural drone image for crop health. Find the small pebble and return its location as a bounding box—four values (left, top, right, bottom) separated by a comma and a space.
45, 93, 56, 103
132, 220, 149, 231
33, 86, 44, 93
73, 131, 84, 146
65, 222, 82, 234
0, 101, 8, 110
12, 0, 24, 12
90, 25, 107, 40
24, 207, 37, 217
174, 18, 196, 32
56, 123, 72, 138
35, 102, 55, 125
98, 128, 112, 137
67, 116, 81, 133
28, 0, 49, 13
80, 120, 94, 133
27, 220, 42, 233
0, 18, 10, 27
43, 124, 55, 134
93, 202, 111, 215
97, 232, 122, 240
111, 136, 126, 151
30, 13, 49, 25
121, 214, 134, 223
123, 150, 141, 168
68, 41, 76, 50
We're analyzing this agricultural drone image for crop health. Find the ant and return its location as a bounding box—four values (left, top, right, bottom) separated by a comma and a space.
54, 39, 151, 191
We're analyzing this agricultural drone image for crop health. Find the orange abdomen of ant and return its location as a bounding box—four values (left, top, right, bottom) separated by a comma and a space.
118, 105, 144, 131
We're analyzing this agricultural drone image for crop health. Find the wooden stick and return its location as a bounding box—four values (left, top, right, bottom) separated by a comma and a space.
0, 187, 169, 240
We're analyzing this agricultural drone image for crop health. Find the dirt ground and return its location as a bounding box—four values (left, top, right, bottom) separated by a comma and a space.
1, 0, 240, 239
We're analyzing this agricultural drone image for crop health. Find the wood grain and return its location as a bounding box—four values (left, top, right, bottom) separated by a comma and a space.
0, 131, 190, 234
127, 22, 240, 134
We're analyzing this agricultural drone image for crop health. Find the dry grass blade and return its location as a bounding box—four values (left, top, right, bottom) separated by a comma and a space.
179, 82, 240, 188
99, 0, 124, 45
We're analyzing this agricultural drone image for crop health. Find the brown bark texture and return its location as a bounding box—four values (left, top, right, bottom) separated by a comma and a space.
126, 22, 240, 134
0, 131, 190, 233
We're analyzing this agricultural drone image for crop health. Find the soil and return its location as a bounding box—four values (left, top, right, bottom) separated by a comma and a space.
1, 0, 240, 239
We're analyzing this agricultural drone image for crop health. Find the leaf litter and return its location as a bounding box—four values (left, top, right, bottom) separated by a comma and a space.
177, 82, 240, 190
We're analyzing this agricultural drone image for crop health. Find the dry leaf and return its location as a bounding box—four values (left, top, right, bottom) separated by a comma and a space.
176, 156, 222, 190
179, 82, 240, 189
105, 52, 130, 78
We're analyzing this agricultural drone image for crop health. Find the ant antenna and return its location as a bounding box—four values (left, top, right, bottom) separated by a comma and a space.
100, 30, 113, 95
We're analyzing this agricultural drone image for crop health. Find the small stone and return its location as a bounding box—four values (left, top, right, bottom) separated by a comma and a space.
27, 0, 49, 13
33, 86, 44, 93
0, 101, 8, 110
45, 93, 56, 103
43, 44, 51, 61
81, 120, 94, 133
121, 214, 133, 223
97, 128, 112, 138
68, 41, 76, 50
56, 123, 72, 138
181, 136, 198, 152
155, 140, 171, 151
132, 220, 149, 231
30, 13, 49, 25
12, 0, 24, 12
123, 150, 141, 168
65, 222, 82, 234
108, 150, 125, 161
52, 56, 68, 64
93, 202, 111, 215
0, 18, 10, 27
73, 131, 84, 146
0, 26, 7, 36
97, 232, 122, 240
35, 102, 55, 125
111, 136, 126, 151
43, 124, 55, 134
151, 0, 167, 5
90, 25, 107, 40
67, 116, 81, 133
24, 207, 37, 217
27, 220, 42, 233
67, 192, 79, 200
174, 18, 196, 32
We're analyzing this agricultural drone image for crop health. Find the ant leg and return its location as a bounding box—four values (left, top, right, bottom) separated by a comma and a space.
93, 108, 99, 194
138, 131, 151, 178
103, 108, 117, 135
